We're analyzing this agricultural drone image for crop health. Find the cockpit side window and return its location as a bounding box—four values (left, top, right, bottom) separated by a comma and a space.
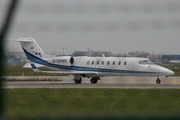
138, 60, 155, 65
146, 60, 155, 65
138, 61, 146, 65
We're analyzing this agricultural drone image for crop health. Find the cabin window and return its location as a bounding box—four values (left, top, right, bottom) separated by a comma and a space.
87, 60, 90, 65
113, 61, 115, 65
101, 61, 104, 65
92, 61, 94, 65
97, 60, 99, 65
107, 61, 110, 65
118, 61, 121, 65
124, 61, 127, 65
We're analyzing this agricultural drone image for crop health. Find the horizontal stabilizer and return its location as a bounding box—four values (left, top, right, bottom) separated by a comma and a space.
23, 63, 44, 68
17, 38, 33, 42
4, 37, 33, 42
30, 63, 41, 72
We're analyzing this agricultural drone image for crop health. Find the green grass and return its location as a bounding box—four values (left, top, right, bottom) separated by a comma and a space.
160, 64, 180, 76
168, 68, 180, 76
3, 89, 180, 119
3, 65, 61, 76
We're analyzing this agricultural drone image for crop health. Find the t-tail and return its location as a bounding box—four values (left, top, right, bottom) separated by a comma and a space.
18, 37, 49, 60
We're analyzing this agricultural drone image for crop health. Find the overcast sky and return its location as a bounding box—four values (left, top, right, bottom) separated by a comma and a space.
1, 0, 180, 55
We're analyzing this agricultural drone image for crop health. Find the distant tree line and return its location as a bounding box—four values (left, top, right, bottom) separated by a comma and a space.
162, 55, 180, 60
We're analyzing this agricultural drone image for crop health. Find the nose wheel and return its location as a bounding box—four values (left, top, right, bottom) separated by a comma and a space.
156, 78, 161, 84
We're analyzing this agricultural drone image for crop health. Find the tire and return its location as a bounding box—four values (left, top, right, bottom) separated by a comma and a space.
156, 78, 161, 84
74, 77, 82, 84
90, 78, 98, 84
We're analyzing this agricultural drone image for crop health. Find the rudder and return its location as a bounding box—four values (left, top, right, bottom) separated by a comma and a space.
18, 37, 47, 59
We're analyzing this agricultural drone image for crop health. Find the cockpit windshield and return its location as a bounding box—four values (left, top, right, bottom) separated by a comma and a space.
138, 60, 155, 65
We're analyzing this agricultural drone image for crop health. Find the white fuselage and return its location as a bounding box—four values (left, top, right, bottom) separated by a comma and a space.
43, 56, 174, 77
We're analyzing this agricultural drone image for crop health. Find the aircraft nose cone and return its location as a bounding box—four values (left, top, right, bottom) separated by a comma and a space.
163, 68, 174, 75
155, 66, 174, 76
167, 69, 174, 75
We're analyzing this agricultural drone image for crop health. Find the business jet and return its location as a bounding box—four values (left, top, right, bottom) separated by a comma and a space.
17, 37, 174, 84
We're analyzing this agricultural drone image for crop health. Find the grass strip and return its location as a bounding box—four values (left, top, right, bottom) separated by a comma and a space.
3, 65, 62, 76
3, 88, 180, 119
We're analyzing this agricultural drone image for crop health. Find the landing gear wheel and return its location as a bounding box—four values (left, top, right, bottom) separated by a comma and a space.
74, 77, 82, 84
156, 78, 161, 84
90, 77, 98, 84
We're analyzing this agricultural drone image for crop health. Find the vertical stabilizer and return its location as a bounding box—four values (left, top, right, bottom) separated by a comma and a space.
18, 37, 47, 59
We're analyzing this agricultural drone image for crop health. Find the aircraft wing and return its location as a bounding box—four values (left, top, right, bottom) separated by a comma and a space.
40, 70, 98, 75
29, 62, 98, 75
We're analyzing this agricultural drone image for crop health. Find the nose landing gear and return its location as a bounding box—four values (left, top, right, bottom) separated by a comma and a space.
156, 78, 161, 84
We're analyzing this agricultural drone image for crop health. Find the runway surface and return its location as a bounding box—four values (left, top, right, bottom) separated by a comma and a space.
2, 76, 180, 88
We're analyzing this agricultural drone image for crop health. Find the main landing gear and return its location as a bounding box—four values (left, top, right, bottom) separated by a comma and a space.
90, 77, 100, 84
74, 77, 82, 84
74, 76, 100, 84
156, 78, 161, 84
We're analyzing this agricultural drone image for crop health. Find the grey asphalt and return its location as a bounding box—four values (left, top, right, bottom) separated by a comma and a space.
2, 76, 180, 88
